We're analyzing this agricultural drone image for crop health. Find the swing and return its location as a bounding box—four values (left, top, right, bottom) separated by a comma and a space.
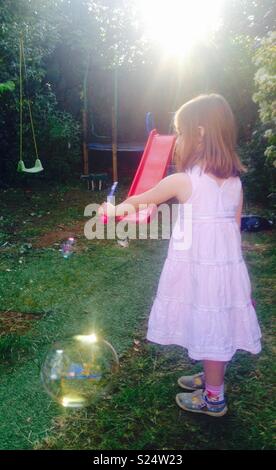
17, 37, 43, 174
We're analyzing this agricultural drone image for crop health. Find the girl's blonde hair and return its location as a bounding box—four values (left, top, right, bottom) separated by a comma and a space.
174, 94, 246, 177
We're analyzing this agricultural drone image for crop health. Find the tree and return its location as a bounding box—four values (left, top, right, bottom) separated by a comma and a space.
253, 31, 276, 168
221, 0, 275, 38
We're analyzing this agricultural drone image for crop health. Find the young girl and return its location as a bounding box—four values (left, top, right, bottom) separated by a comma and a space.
99, 94, 262, 417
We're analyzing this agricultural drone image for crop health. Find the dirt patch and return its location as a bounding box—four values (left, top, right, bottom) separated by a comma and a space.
33, 221, 85, 249
0, 310, 41, 336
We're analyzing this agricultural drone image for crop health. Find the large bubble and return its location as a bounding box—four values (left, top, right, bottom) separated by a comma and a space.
41, 334, 119, 408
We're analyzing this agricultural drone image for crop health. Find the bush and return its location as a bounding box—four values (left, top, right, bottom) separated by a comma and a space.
239, 124, 276, 210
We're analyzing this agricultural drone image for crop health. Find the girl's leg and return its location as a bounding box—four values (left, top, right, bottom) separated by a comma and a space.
177, 361, 228, 390
203, 360, 226, 386
203, 360, 226, 403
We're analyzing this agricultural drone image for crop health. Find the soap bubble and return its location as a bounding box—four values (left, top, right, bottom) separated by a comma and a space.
61, 237, 75, 259
41, 334, 119, 408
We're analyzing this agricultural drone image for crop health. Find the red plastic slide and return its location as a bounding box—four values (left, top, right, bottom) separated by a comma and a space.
128, 130, 176, 196
121, 130, 176, 223
102, 130, 176, 224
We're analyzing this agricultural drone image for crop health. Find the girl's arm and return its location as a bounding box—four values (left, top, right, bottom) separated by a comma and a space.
235, 188, 243, 229
99, 173, 192, 217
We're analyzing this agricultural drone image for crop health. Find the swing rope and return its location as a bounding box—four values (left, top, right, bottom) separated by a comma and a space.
19, 38, 23, 165
17, 36, 43, 173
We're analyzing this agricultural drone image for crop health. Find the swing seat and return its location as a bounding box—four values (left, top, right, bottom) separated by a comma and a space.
17, 158, 44, 173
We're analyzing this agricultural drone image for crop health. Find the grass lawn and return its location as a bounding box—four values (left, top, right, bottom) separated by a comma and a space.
0, 180, 275, 450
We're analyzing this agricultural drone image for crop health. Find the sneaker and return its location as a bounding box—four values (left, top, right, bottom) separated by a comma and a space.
175, 389, 228, 417
177, 372, 205, 391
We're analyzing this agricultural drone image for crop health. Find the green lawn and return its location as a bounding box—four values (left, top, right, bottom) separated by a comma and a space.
0, 181, 275, 450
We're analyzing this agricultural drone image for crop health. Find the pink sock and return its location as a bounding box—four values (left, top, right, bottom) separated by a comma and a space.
205, 383, 224, 402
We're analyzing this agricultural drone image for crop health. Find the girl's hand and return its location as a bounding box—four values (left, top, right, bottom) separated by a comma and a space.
98, 202, 116, 218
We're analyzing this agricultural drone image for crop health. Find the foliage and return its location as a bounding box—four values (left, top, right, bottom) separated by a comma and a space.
253, 31, 276, 168
0, 0, 80, 181
239, 125, 275, 209
0, 80, 15, 94
24, 89, 81, 180
221, 0, 275, 37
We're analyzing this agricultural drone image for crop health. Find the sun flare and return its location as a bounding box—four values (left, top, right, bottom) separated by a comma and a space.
135, 0, 223, 58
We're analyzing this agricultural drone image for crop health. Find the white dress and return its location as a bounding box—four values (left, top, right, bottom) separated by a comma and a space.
147, 165, 262, 361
